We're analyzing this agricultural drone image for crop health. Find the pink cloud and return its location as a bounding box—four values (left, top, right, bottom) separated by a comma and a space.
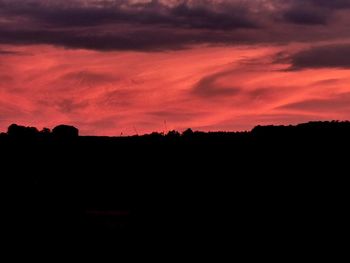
1, 44, 350, 135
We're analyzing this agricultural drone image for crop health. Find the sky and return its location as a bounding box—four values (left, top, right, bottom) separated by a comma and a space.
1, 0, 350, 135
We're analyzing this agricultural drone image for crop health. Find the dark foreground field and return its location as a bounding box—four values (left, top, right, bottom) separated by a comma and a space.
0, 121, 348, 260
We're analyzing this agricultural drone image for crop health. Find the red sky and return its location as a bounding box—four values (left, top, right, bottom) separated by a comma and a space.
1, 0, 350, 135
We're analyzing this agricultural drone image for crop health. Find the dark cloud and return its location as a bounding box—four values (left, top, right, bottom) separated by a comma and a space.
0, 26, 215, 51
0, 0, 263, 51
0, 49, 21, 55
277, 0, 350, 25
278, 93, 350, 111
149, 110, 206, 122
0, 74, 13, 83
1, 0, 350, 51
99, 89, 139, 108
309, 0, 350, 9
0, 0, 259, 30
282, 7, 328, 25
289, 44, 350, 70
247, 88, 281, 101
37, 98, 90, 114
192, 70, 241, 98
169, 2, 258, 30
311, 78, 342, 86
60, 71, 119, 85
55, 99, 90, 114
0, 50, 13, 55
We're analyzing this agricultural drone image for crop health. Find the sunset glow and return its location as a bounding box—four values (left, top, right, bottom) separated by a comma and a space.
1, 0, 350, 135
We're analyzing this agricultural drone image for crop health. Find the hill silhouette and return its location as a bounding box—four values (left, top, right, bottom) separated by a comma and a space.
0, 121, 348, 259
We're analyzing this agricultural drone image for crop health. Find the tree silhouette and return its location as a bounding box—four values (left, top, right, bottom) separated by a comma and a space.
182, 128, 194, 137
40, 127, 51, 135
52, 125, 79, 138
167, 130, 181, 138
7, 124, 39, 138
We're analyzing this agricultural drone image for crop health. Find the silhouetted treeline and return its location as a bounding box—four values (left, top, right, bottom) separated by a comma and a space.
0, 121, 348, 259
4, 123, 79, 139
3, 120, 350, 138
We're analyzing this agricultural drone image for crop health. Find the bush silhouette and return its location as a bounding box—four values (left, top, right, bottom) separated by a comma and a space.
7, 124, 39, 138
167, 130, 181, 138
52, 125, 79, 138
40, 127, 51, 135
182, 128, 194, 137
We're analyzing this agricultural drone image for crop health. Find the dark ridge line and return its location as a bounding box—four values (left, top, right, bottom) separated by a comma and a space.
1, 120, 350, 139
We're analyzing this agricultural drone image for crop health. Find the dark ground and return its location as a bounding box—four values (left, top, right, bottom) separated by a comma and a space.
0, 121, 348, 260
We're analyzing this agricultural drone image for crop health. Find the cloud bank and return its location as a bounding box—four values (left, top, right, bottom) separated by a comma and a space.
1, 0, 350, 51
